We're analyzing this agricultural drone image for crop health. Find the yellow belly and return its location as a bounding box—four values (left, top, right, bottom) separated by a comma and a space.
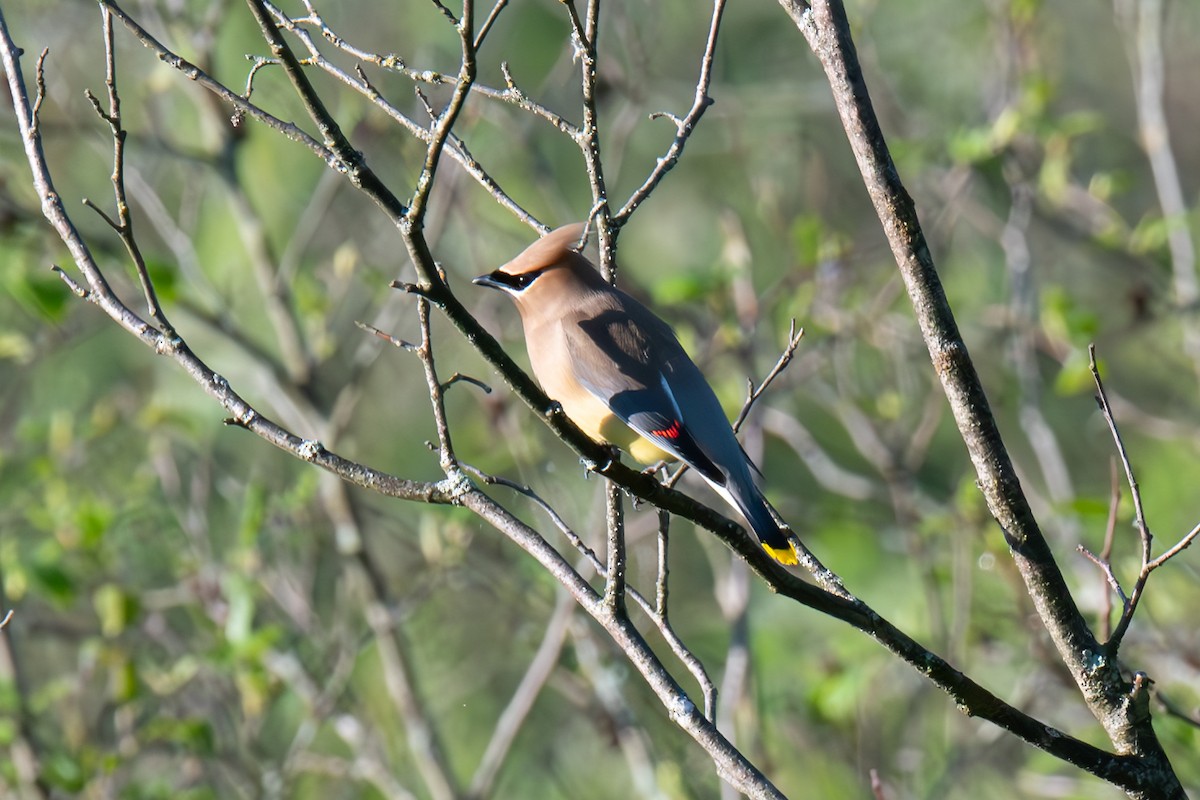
598, 413, 674, 465
526, 319, 675, 465
536, 367, 673, 465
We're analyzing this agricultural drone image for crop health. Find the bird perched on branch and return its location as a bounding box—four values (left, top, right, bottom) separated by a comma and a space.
473, 223, 798, 565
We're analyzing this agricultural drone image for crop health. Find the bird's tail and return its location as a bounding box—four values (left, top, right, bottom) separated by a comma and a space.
714, 474, 798, 566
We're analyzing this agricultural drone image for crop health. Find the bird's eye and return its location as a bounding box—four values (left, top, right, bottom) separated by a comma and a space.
494, 269, 543, 290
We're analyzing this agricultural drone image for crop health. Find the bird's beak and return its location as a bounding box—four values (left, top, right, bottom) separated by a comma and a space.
472, 271, 505, 290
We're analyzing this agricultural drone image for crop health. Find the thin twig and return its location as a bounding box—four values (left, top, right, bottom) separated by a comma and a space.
473, 0, 508, 51
732, 322, 805, 433
356, 320, 419, 351
101, 1, 336, 166
1076, 544, 1129, 610
1099, 458, 1121, 638
415, 297, 465, 479
261, 0, 541, 229
1088, 344, 1151, 652
468, 594, 573, 797
407, 0, 475, 225
1146, 519, 1200, 570
655, 508, 670, 618
462, 463, 603, 567
563, 0, 615, 277
440, 372, 493, 395
614, 0, 728, 223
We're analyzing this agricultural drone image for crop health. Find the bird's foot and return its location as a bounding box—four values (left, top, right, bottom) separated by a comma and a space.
579, 445, 620, 477
641, 460, 669, 477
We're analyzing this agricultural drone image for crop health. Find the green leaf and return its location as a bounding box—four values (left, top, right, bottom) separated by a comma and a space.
142, 717, 216, 756
143, 260, 178, 305
30, 560, 75, 606
1053, 348, 1096, 396
93, 583, 139, 637
43, 751, 86, 792
10, 273, 73, 323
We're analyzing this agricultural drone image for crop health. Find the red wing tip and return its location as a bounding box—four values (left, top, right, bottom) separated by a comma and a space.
762, 542, 799, 566
650, 419, 683, 440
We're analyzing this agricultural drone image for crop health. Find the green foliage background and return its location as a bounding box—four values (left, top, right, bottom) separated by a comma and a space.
0, 0, 1198, 798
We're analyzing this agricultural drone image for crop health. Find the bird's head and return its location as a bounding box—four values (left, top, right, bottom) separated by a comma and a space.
473, 223, 600, 313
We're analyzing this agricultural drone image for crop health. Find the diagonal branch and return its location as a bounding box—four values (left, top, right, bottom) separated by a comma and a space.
781, 0, 1183, 793
614, 0, 728, 224
98, 1, 336, 165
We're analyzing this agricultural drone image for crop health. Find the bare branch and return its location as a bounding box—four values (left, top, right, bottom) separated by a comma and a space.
563, 0, 616, 277
407, 0, 476, 224
732, 322, 805, 433
100, 1, 337, 166
783, 0, 1183, 788
603, 480, 627, 617
1115, 0, 1200, 381
614, 0, 728, 223
473, 0, 508, 51
468, 595, 573, 798
264, 1, 543, 229
466, 464, 717, 721
1146, 519, 1200, 570
1088, 344, 1152, 652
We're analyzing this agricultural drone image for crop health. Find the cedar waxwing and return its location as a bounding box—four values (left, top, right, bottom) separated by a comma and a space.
474, 223, 798, 565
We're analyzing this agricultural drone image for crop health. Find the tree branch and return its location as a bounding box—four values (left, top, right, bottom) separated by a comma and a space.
782, 0, 1183, 794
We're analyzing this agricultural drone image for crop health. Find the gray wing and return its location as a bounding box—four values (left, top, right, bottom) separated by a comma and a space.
563, 292, 728, 484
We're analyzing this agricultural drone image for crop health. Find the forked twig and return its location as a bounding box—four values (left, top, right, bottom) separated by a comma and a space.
1087, 344, 1151, 652
615, 0, 729, 223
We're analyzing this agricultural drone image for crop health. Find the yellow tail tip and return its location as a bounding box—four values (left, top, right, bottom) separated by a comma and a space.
762, 542, 799, 566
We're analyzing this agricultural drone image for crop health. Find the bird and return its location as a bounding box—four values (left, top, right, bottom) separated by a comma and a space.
473, 222, 798, 565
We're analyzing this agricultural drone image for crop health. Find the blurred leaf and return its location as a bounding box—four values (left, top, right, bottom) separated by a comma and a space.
874, 389, 903, 421
141, 716, 216, 756
1068, 496, 1116, 519
649, 271, 720, 305
235, 666, 272, 719
30, 557, 75, 606
1054, 348, 1097, 396
947, 125, 998, 165
221, 573, 256, 648
144, 260, 179, 305
1010, 0, 1041, 25
790, 214, 826, 267
0, 717, 16, 746
1038, 133, 1072, 203
0, 331, 33, 362
1129, 214, 1172, 258
1041, 286, 1098, 345
9, 272, 72, 323
104, 649, 140, 703
93, 583, 139, 637
43, 751, 86, 792
1056, 111, 1104, 139
76, 500, 115, 550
